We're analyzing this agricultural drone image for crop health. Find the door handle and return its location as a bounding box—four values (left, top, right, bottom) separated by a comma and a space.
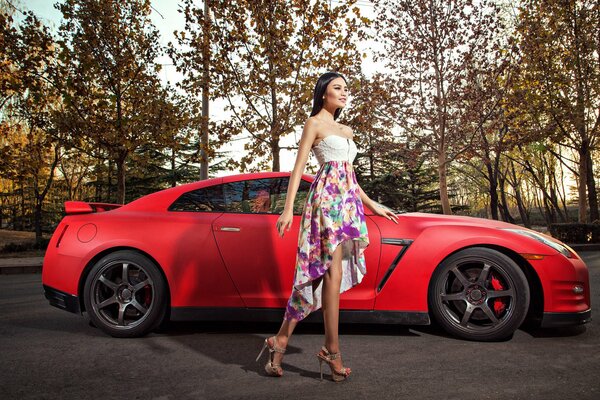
219, 226, 241, 232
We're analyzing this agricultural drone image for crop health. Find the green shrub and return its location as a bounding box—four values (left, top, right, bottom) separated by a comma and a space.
548, 223, 600, 244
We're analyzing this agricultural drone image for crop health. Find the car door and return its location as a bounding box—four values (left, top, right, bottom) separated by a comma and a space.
338, 215, 380, 310
213, 175, 380, 310
212, 177, 309, 308
166, 183, 245, 308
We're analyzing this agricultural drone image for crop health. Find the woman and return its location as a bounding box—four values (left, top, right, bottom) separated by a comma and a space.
256, 72, 399, 382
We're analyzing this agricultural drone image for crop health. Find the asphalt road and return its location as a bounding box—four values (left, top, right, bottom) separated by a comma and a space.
1, 252, 599, 400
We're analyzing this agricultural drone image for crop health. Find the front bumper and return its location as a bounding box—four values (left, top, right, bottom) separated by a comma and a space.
541, 309, 591, 328
43, 284, 81, 314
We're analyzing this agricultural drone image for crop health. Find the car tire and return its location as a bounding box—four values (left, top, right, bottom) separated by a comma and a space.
83, 250, 168, 338
428, 247, 530, 341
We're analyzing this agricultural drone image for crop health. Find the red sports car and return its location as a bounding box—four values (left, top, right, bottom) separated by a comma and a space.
42, 172, 591, 341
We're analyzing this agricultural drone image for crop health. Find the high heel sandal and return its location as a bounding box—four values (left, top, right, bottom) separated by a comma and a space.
256, 336, 286, 377
316, 346, 351, 382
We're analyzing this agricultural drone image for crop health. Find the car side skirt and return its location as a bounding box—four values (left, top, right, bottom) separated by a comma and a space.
170, 307, 431, 325
540, 309, 591, 328
41, 284, 431, 325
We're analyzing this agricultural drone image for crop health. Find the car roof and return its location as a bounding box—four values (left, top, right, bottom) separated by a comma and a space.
121, 171, 314, 212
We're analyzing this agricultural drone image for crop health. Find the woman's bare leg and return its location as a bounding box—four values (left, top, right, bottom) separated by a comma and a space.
272, 318, 298, 366
321, 243, 348, 372
271, 243, 345, 369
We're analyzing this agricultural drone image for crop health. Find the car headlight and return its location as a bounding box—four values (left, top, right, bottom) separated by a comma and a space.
503, 228, 574, 258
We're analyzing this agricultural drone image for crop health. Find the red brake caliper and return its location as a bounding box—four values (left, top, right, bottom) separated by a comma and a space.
144, 285, 152, 307
490, 274, 506, 316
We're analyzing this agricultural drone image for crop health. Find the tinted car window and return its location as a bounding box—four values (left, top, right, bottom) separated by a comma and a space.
223, 178, 311, 215
223, 181, 246, 213
168, 185, 225, 212
274, 177, 311, 215
169, 177, 311, 214
223, 179, 278, 214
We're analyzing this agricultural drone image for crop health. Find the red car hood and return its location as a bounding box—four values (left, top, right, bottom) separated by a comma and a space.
398, 212, 523, 230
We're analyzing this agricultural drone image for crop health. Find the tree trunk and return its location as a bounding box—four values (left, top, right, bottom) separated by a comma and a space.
265, 4, 280, 173
571, 0, 591, 222
514, 188, 530, 228
34, 200, 42, 245
171, 147, 177, 188
586, 150, 599, 222
200, 0, 210, 180
498, 174, 515, 224
11, 202, 17, 230
107, 158, 113, 203
269, 79, 280, 172
19, 179, 24, 230
485, 160, 499, 220
577, 147, 588, 222
116, 151, 128, 204
556, 155, 571, 222
438, 150, 452, 214
66, 172, 74, 200
541, 153, 566, 222
546, 197, 556, 224
369, 134, 374, 178
521, 156, 566, 222
271, 139, 280, 172
33, 147, 59, 245
534, 192, 550, 226
32, 173, 41, 243
507, 161, 530, 227
95, 159, 102, 202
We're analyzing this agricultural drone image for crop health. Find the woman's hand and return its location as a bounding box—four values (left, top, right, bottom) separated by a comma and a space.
371, 204, 400, 224
276, 208, 294, 238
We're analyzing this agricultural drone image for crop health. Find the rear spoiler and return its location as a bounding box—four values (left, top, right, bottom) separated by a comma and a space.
64, 201, 122, 215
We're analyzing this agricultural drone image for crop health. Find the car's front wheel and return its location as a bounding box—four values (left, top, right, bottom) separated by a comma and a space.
428, 247, 530, 341
83, 250, 167, 338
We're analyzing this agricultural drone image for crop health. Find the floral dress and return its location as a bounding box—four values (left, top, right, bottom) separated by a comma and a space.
284, 134, 370, 321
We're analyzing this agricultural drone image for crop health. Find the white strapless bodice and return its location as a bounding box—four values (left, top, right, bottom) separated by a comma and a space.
312, 135, 357, 166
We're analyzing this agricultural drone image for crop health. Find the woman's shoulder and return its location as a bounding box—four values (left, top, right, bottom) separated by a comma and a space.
305, 116, 321, 128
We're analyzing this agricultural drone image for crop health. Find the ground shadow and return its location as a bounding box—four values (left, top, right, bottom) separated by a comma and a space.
152, 320, 420, 378
521, 324, 587, 338
159, 320, 420, 338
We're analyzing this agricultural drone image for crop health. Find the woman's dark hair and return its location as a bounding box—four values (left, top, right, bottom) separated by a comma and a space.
309, 72, 347, 120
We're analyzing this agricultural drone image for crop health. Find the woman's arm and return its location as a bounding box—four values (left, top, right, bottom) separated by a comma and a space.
357, 184, 376, 212
357, 182, 399, 224
277, 119, 318, 237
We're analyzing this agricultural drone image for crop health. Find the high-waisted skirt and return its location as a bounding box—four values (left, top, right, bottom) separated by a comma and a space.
284, 160, 369, 321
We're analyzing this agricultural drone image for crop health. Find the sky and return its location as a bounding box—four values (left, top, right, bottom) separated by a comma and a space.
18, 0, 381, 176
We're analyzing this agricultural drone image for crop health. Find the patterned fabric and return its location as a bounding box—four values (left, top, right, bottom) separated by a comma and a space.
284, 135, 369, 321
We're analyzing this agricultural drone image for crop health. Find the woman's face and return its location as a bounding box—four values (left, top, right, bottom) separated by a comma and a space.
323, 77, 348, 110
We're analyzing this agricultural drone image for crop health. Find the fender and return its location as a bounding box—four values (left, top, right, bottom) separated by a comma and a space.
374, 225, 558, 311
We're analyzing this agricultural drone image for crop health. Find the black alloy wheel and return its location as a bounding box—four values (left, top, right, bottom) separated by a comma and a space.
428, 247, 530, 341
83, 250, 167, 338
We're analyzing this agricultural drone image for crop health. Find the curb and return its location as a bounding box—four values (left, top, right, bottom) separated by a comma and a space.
0, 257, 43, 275
0, 265, 42, 274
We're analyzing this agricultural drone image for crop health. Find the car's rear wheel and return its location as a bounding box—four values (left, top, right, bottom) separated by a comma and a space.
83, 250, 167, 338
428, 247, 530, 341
